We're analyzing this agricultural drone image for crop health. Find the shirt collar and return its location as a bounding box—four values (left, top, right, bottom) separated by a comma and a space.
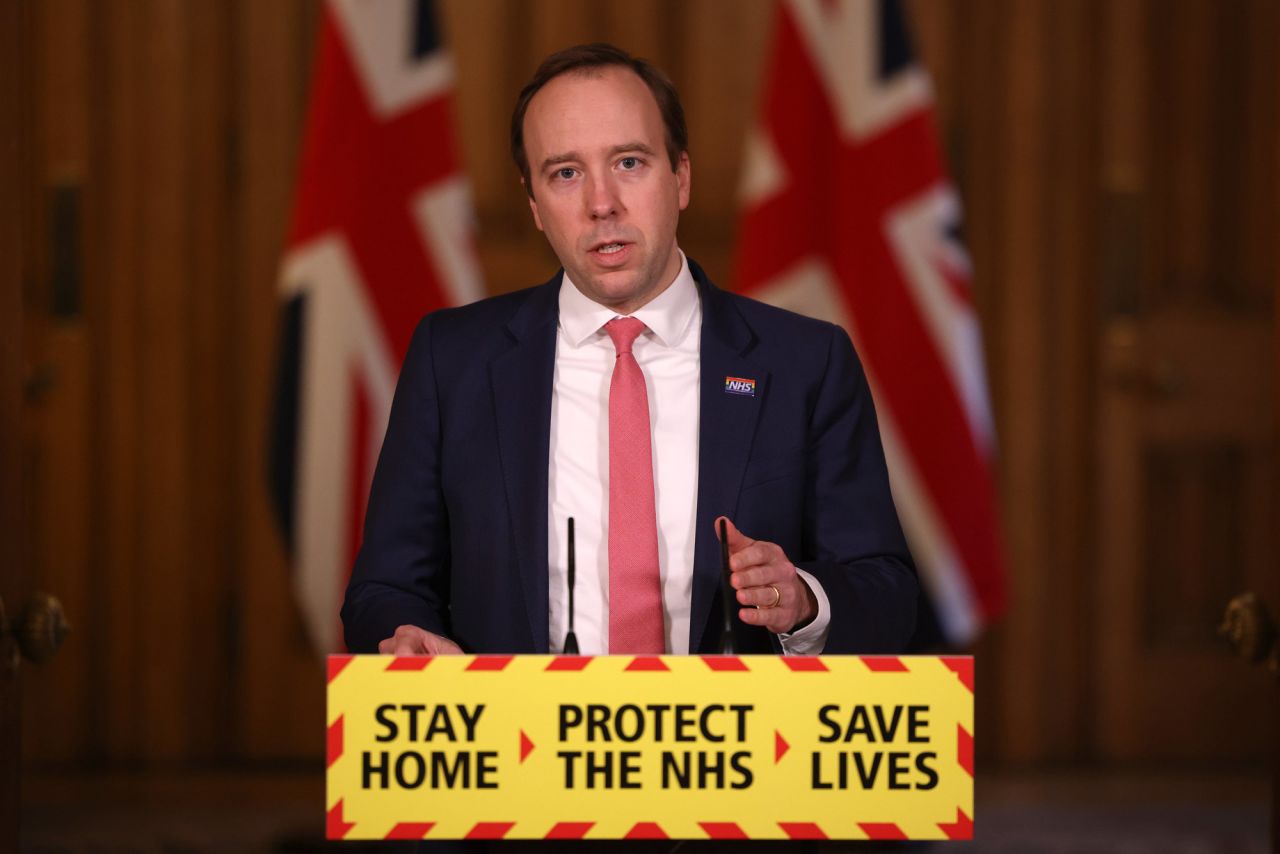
558, 251, 699, 348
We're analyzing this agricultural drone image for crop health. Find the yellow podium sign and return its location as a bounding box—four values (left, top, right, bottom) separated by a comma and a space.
326, 654, 973, 841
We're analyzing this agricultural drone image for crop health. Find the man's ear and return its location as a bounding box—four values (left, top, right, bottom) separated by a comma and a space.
523, 178, 545, 232
676, 151, 691, 211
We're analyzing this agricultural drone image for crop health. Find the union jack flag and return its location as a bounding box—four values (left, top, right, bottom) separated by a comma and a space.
270, 0, 482, 654
733, 0, 1006, 644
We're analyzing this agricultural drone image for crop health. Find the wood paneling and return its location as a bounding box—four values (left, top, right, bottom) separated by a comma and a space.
24, 0, 244, 762
235, 0, 320, 761
1142, 443, 1249, 646
22, 0, 94, 763
1094, 0, 1277, 761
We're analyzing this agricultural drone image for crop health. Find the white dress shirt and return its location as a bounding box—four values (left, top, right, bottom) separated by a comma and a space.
546, 252, 830, 654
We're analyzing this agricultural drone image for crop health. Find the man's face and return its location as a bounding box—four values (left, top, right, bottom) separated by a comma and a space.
522, 66, 691, 314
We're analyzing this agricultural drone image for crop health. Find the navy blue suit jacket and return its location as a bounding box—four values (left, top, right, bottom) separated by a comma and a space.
342, 260, 917, 655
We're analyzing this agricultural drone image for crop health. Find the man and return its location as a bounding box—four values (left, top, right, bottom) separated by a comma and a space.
342, 43, 916, 658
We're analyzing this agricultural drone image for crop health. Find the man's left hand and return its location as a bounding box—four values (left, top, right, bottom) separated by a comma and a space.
716, 516, 818, 634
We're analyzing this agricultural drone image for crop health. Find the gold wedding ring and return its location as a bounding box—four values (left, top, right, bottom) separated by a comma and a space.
759, 584, 781, 609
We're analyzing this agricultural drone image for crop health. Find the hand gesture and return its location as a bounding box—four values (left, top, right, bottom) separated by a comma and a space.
716, 517, 817, 634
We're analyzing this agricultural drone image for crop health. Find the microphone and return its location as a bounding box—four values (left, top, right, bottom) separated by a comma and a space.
562, 516, 580, 654
717, 517, 736, 654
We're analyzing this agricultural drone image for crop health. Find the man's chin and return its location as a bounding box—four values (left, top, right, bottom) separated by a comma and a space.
574, 271, 641, 307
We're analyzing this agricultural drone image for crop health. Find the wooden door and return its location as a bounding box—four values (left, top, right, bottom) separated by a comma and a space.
1095, 0, 1278, 760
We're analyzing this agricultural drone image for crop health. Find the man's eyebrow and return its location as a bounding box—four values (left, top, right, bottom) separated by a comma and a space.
540, 151, 581, 171
608, 141, 658, 158
538, 142, 659, 173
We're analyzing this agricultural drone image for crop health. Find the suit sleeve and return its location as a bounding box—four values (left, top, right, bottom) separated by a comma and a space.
793, 324, 919, 653
341, 315, 452, 652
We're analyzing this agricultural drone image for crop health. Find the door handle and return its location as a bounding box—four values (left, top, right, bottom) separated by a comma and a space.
0, 592, 70, 665
1219, 592, 1278, 680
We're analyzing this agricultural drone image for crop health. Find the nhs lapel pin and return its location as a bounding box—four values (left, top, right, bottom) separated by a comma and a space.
724, 376, 757, 397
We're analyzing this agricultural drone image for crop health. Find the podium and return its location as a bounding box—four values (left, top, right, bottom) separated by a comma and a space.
326, 654, 973, 841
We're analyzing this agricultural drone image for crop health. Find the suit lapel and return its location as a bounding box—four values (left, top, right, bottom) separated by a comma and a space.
489, 276, 560, 652
689, 269, 768, 653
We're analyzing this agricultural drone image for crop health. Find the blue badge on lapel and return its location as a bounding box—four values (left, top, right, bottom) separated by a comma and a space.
724, 376, 757, 397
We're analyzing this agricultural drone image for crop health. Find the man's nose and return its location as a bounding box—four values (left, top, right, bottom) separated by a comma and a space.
585, 173, 620, 220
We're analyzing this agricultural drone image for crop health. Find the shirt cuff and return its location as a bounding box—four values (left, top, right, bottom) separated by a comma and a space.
778, 567, 830, 655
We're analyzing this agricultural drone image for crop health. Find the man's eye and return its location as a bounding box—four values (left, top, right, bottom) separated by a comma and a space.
555, 168, 576, 180
619, 157, 639, 170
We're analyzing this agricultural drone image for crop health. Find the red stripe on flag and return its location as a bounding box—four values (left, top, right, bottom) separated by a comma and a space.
779, 822, 828, 840
326, 715, 344, 768
625, 822, 668, 839
465, 822, 515, 840
385, 823, 435, 840
699, 822, 748, 840
701, 656, 749, 671
625, 657, 669, 671
781, 656, 828, 672
939, 808, 974, 840
958, 724, 974, 776
859, 823, 907, 840
860, 656, 909, 672
326, 800, 355, 840
544, 822, 594, 839
546, 656, 594, 671
386, 656, 432, 671
327, 655, 354, 683
466, 655, 514, 671
942, 656, 975, 692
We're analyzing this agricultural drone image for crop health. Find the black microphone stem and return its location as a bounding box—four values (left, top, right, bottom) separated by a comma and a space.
563, 516, 579, 654
718, 518, 735, 654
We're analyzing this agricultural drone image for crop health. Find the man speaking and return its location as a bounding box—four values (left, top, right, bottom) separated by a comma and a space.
342, 44, 917, 657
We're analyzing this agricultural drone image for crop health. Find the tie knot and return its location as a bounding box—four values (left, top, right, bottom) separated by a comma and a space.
605, 316, 646, 355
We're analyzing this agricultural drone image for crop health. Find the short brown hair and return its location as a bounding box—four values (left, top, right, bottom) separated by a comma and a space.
510, 43, 688, 196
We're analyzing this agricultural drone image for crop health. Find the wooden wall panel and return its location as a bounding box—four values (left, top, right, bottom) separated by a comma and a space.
25, 0, 245, 762
132, 0, 195, 760
1039, 0, 1100, 760
183, 0, 237, 758
1094, 0, 1276, 760
679, 0, 773, 283
235, 0, 322, 760
90, 0, 146, 760
440, 0, 516, 217
21, 0, 94, 763
990, 0, 1053, 764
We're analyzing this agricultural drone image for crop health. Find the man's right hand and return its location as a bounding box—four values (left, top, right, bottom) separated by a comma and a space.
377, 625, 463, 655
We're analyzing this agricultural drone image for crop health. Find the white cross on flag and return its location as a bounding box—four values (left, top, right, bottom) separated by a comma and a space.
270, 0, 482, 654
733, 0, 1006, 644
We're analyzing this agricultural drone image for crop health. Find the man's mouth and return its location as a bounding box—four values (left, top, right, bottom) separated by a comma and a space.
589, 240, 633, 266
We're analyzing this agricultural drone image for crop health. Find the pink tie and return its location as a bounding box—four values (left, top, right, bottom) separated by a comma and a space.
605, 317, 665, 654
